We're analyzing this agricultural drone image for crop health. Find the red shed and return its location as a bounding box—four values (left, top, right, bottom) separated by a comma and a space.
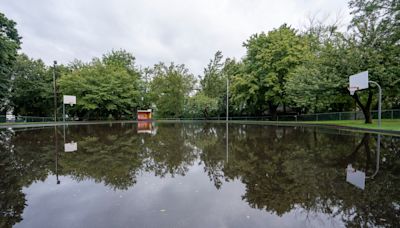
137, 109, 152, 121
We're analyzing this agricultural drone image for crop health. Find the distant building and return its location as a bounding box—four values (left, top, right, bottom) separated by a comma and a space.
137, 109, 152, 121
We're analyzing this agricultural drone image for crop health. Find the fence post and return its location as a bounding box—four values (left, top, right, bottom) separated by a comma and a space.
316, 114, 318, 121
339, 112, 341, 121
391, 110, 394, 119
295, 115, 297, 122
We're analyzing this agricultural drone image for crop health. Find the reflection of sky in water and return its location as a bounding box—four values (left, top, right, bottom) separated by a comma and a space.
17, 162, 342, 228
2, 123, 398, 228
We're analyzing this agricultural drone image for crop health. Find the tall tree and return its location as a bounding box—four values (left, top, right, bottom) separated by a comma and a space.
347, 0, 400, 123
59, 50, 142, 119
200, 51, 225, 98
149, 62, 195, 118
285, 23, 354, 113
0, 12, 21, 113
199, 51, 235, 117
10, 54, 53, 116
232, 24, 308, 118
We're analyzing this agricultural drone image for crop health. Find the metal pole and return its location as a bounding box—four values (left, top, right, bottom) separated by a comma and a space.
54, 125, 60, 184
369, 81, 382, 128
52, 61, 57, 122
226, 78, 229, 122
369, 134, 381, 179
63, 103, 65, 123
226, 121, 229, 164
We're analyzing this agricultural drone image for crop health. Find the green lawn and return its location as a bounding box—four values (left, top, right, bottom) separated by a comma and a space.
311, 119, 400, 131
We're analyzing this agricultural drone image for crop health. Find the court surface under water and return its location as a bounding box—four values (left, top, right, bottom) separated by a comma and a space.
1, 122, 399, 228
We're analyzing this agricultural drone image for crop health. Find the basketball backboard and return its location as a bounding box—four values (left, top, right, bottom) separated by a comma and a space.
64, 142, 77, 152
63, 95, 76, 105
349, 71, 369, 91
346, 164, 365, 190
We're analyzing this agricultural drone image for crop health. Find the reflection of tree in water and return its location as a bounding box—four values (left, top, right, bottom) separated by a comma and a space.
58, 123, 199, 188
1, 123, 399, 227
198, 125, 400, 227
0, 128, 56, 228
142, 123, 198, 178
191, 123, 227, 189
0, 129, 24, 228
0, 123, 201, 227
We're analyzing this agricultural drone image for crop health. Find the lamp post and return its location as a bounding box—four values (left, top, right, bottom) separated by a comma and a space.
52, 60, 57, 122
226, 78, 229, 122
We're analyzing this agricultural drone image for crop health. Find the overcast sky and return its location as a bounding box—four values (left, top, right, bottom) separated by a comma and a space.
1, 0, 351, 75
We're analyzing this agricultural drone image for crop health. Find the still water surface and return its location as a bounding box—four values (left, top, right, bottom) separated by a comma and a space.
1, 122, 399, 228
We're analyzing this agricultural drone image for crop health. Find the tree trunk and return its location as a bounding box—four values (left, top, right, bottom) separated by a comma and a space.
203, 107, 209, 120
352, 90, 373, 124
346, 133, 370, 162
268, 102, 278, 120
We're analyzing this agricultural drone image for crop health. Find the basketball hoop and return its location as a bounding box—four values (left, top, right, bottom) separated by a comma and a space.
348, 86, 359, 95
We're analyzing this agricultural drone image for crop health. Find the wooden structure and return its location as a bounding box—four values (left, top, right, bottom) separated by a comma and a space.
137, 109, 152, 121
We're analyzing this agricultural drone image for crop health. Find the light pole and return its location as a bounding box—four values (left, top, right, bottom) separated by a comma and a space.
369, 80, 382, 128
226, 78, 229, 122
226, 77, 229, 163
52, 60, 57, 122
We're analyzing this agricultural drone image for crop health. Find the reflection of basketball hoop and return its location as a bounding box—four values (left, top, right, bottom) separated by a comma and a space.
348, 86, 359, 95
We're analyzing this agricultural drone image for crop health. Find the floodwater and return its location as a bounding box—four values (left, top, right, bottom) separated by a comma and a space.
0, 122, 399, 228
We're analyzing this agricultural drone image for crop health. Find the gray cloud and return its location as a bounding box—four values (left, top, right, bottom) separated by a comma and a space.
0, 0, 350, 75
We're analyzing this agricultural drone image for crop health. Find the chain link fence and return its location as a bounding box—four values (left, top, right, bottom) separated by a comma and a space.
276, 109, 400, 122
1, 109, 399, 123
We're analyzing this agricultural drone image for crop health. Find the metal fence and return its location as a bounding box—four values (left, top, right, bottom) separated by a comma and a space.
1, 109, 399, 123
157, 109, 400, 122
0, 116, 55, 123
276, 109, 400, 122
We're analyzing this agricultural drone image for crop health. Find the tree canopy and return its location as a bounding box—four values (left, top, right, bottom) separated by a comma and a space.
1, 0, 399, 121
0, 12, 21, 114
58, 50, 142, 119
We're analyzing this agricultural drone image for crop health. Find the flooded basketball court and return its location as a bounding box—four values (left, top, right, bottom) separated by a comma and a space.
1, 122, 399, 228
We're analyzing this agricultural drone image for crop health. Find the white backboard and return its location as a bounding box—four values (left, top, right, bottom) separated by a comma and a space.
349, 71, 369, 90
63, 95, 76, 105
346, 164, 365, 190
64, 142, 77, 152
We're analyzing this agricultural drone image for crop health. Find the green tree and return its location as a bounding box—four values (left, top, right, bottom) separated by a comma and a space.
184, 92, 218, 118
346, 0, 400, 122
200, 51, 225, 98
285, 24, 354, 113
59, 50, 142, 119
199, 51, 226, 116
10, 54, 53, 116
0, 12, 21, 113
232, 24, 308, 118
199, 51, 242, 117
149, 62, 195, 118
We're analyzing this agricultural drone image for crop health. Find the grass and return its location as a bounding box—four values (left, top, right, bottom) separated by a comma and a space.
310, 119, 400, 131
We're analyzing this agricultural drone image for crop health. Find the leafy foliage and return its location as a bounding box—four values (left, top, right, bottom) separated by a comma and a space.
10, 54, 53, 116
0, 12, 21, 113
232, 24, 309, 117
149, 62, 195, 118
184, 92, 218, 118
58, 50, 142, 119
